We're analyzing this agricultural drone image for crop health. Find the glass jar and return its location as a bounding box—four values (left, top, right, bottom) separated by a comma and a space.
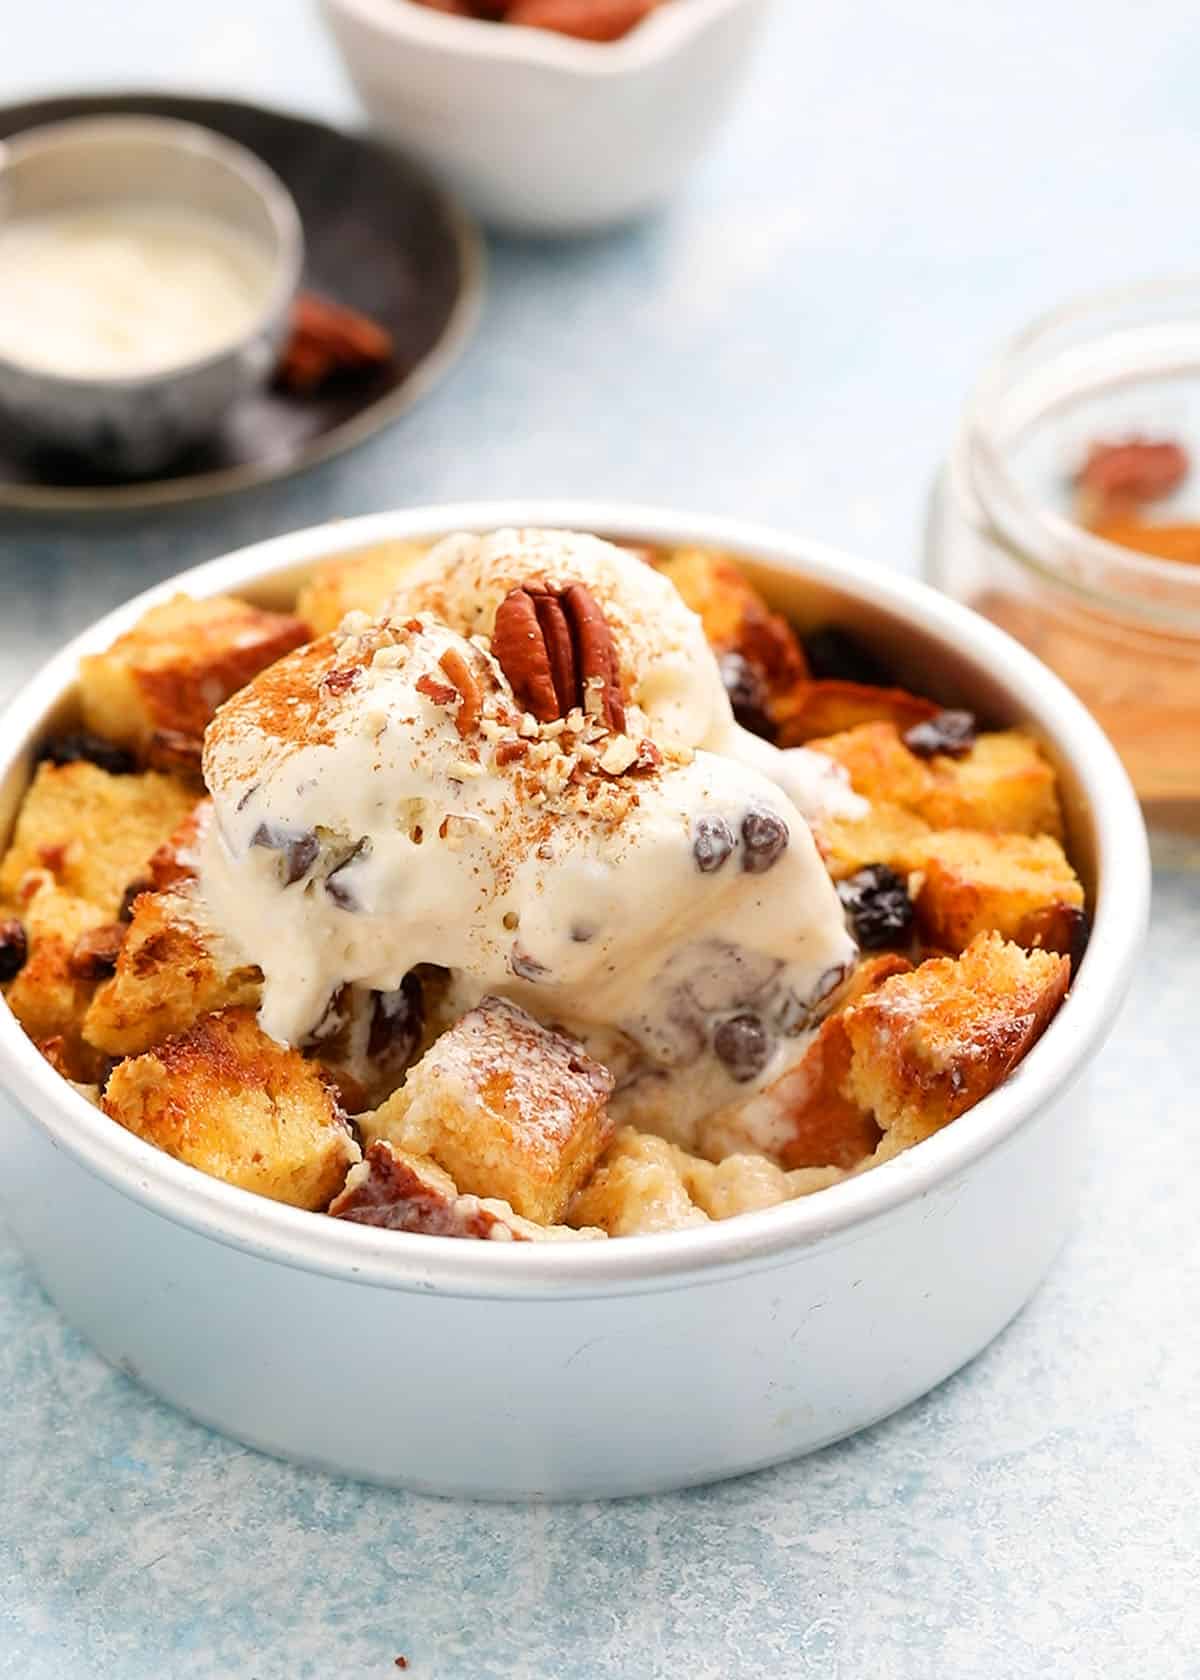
927, 276, 1200, 834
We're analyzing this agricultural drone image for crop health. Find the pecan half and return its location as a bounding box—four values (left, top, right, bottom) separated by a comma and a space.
275, 291, 394, 394
1076, 437, 1189, 511
503, 0, 661, 40
492, 582, 626, 733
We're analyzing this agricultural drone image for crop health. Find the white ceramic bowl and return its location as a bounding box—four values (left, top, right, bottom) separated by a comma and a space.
318, 0, 770, 233
0, 503, 1148, 1500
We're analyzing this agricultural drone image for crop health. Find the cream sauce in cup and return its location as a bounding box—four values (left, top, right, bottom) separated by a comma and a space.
0, 203, 275, 379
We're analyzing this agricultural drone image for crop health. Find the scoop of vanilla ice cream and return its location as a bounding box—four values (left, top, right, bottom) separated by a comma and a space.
198, 553, 856, 1115
394, 526, 867, 824
392, 528, 729, 749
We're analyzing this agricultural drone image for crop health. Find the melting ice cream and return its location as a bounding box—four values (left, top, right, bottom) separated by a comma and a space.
198, 529, 857, 1116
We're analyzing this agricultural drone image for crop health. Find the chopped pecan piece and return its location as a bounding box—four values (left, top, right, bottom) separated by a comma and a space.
415, 672, 458, 708
492, 582, 625, 733
437, 648, 483, 737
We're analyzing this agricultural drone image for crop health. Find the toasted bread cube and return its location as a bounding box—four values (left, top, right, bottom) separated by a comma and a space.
103, 1007, 358, 1208
330, 1140, 603, 1241
3, 873, 110, 1080
78, 593, 309, 752
809, 722, 1065, 841
900, 830, 1084, 953
0, 762, 196, 920
296, 541, 428, 636
568, 1127, 708, 1235
777, 682, 937, 745
812, 800, 932, 881
83, 884, 261, 1057
918, 731, 1064, 838
841, 933, 1069, 1149
146, 799, 211, 891
653, 547, 808, 720
367, 996, 615, 1224
806, 720, 935, 810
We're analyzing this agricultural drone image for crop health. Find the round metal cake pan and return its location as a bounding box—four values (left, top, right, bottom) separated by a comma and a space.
0, 503, 1149, 1499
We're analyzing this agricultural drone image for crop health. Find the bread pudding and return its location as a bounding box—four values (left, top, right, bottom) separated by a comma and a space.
0, 530, 1083, 1239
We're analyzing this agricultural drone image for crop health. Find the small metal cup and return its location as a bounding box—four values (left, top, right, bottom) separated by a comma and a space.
0, 115, 303, 477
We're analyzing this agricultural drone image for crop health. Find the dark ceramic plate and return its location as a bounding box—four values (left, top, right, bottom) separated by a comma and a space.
0, 92, 483, 512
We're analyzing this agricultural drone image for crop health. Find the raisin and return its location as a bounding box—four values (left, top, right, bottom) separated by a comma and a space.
251, 823, 319, 885
800, 628, 893, 687
510, 946, 550, 982
740, 809, 789, 874
324, 838, 371, 908
713, 1013, 772, 1082
903, 709, 976, 760
718, 652, 775, 741
37, 732, 137, 776
69, 924, 126, 980
0, 918, 27, 981
692, 815, 735, 874
837, 865, 915, 950
368, 972, 424, 1066
118, 878, 153, 923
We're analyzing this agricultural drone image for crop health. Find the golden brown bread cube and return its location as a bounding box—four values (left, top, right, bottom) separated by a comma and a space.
918, 730, 1065, 838
653, 546, 809, 723
0, 762, 196, 920
899, 829, 1084, 954
840, 933, 1070, 1150
3, 872, 110, 1081
808, 722, 1064, 842
366, 996, 615, 1224
102, 1006, 359, 1208
146, 799, 210, 892
78, 592, 309, 753
805, 720, 935, 810
331, 1140, 603, 1241
568, 1126, 709, 1235
811, 799, 933, 882
83, 884, 261, 1057
295, 541, 428, 636
776, 681, 937, 745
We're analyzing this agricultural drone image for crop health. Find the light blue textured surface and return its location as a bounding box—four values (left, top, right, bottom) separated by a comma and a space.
2, 4, 1197, 1675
